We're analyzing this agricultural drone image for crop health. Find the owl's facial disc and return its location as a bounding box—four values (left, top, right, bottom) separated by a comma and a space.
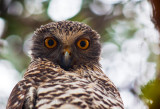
32, 21, 101, 71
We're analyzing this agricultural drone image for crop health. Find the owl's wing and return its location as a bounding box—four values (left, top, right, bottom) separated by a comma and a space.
96, 75, 124, 109
6, 80, 27, 109
6, 80, 36, 109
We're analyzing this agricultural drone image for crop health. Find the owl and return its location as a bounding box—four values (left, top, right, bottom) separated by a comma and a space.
7, 21, 124, 109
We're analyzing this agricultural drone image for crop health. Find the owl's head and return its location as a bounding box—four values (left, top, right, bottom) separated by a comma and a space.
31, 21, 101, 71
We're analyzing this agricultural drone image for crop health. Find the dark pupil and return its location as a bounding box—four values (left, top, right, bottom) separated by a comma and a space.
80, 41, 86, 47
48, 39, 54, 46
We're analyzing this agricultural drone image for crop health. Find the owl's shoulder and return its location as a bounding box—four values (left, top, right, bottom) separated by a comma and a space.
6, 79, 36, 109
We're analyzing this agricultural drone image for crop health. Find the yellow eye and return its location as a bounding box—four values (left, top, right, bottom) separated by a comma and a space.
44, 37, 57, 48
77, 38, 89, 50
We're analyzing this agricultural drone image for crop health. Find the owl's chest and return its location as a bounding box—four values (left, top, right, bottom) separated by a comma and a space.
25, 72, 121, 109
34, 76, 95, 109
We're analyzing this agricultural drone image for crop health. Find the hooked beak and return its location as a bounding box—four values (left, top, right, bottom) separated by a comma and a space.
61, 48, 72, 70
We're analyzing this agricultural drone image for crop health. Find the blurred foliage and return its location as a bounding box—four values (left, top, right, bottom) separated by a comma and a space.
140, 1, 160, 109
141, 79, 160, 109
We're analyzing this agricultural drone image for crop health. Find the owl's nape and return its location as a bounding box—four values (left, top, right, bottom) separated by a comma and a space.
31, 21, 101, 70
7, 21, 124, 109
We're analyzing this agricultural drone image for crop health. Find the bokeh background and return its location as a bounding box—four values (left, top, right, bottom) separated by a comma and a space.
0, 0, 160, 109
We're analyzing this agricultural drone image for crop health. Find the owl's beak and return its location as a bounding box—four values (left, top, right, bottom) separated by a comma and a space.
64, 50, 70, 63
61, 48, 72, 70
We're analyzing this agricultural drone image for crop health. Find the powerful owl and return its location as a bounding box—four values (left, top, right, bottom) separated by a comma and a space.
7, 21, 124, 109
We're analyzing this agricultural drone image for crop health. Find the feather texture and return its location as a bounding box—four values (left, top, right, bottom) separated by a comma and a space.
7, 58, 123, 109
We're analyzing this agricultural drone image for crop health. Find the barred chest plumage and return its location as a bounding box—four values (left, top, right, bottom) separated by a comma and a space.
7, 58, 123, 109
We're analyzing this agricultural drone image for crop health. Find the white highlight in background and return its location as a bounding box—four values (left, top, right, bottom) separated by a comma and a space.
48, 0, 82, 21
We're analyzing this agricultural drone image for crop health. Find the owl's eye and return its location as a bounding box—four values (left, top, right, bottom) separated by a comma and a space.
77, 38, 89, 50
44, 37, 57, 48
